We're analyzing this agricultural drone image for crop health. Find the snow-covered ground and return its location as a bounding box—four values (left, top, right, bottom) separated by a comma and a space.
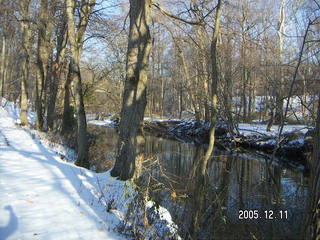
144, 117, 180, 123
88, 119, 117, 128
1, 99, 36, 125
0, 101, 180, 240
238, 123, 310, 137
0, 107, 127, 240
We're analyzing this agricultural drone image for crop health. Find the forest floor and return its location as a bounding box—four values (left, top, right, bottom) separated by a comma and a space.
0, 106, 127, 239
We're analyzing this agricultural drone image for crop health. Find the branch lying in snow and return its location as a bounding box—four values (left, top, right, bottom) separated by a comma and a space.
238, 128, 270, 137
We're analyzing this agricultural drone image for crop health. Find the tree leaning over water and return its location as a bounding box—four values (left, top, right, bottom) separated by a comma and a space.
201, 0, 223, 179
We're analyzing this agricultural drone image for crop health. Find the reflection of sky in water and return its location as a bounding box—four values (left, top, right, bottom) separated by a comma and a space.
88, 125, 309, 239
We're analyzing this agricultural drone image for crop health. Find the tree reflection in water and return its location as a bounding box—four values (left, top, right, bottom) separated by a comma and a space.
88, 125, 309, 239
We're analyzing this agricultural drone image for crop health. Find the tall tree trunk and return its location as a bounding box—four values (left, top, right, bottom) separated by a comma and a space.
247, 70, 252, 121
5, 43, 13, 100
3, 39, 11, 98
46, 59, 57, 130
196, 23, 210, 123
275, 0, 286, 124
47, 61, 63, 130
224, 27, 235, 135
35, 71, 42, 127
72, 59, 88, 168
305, 95, 320, 240
179, 82, 183, 118
35, 0, 49, 130
0, 36, 6, 98
65, 0, 95, 168
201, 0, 222, 177
47, 3, 67, 131
242, 67, 247, 122
62, 63, 75, 132
19, 0, 32, 126
111, 0, 152, 180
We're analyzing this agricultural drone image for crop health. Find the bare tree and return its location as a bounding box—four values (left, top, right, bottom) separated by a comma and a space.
274, 0, 286, 124
65, 0, 95, 168
202, 0, 223, 177
111, 0, 152, 180
18, 0, 32, 126
47, 2, 68, 131
305, 94, 320, 240
35, 0, 56, 130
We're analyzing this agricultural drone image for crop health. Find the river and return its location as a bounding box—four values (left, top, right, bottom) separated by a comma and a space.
88, 124, 309, 239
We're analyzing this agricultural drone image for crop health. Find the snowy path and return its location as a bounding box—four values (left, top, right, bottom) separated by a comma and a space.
0, 107, 124, 240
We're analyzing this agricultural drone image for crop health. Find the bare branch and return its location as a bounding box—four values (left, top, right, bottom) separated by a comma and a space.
152, 2, 202, 25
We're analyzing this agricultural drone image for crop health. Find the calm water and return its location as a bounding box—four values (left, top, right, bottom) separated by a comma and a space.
88, 124, 309, 240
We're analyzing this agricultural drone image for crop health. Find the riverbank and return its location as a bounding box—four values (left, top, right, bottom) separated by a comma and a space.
0, 100, 181, 240
90, 118, 313, 167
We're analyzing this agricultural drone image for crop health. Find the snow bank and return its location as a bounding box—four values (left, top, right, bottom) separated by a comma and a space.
0, 106, 125, 239
144, 117, 181, 123
88, 119, 117, 128
29, 129, 77, 163
1, 98, 36, 125
0, 100, 181, 239
238, 123, 309, 137
1, 97, 76, 162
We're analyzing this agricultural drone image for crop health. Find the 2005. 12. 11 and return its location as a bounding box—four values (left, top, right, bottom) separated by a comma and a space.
238, 210, 288, 220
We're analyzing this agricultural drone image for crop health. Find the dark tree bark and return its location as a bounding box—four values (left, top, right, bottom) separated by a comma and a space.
274, 0, 286, 125
111, 0, 152, 180
65, 0, 95, 168
35, 0, 54, 130
19, 0, 32, 126
223, 24, 235, 135
0, 35, 5, 98
305, 95, 320, 240
61, 62, 75, 133
47, 8, 67, 131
